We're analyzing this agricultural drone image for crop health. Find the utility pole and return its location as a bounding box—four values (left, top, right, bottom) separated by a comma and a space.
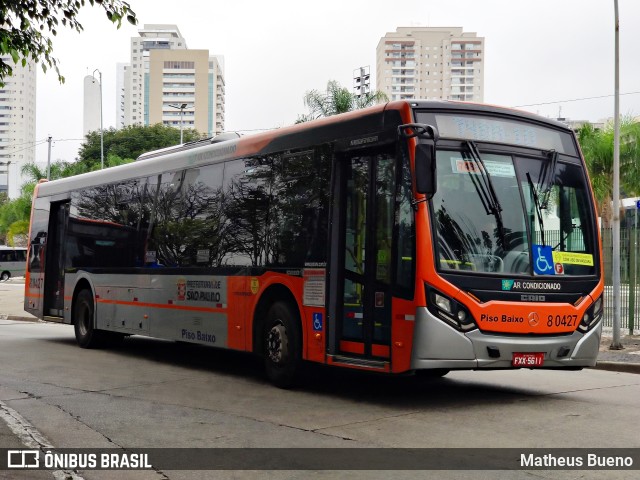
92, 69, 104, 170
46, 136, 52, 180
611, 0, 623, 350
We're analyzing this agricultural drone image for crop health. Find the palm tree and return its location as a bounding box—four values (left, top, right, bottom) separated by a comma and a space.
297, 80, 388, 123
578, 118, 640, 226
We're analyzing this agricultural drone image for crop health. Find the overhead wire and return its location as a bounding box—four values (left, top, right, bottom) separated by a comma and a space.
512, 91, 640, 108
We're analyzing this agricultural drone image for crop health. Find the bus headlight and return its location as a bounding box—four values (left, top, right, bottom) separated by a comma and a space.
578, 295, 603, 333
426, 285, 477, 332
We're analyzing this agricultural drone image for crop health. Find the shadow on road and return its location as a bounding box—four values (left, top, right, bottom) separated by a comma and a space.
43, 333, 563, 408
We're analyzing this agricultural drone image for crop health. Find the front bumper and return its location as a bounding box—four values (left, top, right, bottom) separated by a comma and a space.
410, 307, 602, 370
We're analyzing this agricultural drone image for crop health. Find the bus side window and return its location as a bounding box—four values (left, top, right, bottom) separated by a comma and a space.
221, 158, 268, 267
180, 164, 225, 267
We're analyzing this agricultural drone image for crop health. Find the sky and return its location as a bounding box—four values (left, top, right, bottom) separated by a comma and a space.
32, 0, 640, 163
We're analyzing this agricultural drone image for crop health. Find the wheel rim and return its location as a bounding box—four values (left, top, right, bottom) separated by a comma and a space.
78, 302, 91, 337
1, 273, 8, 281
267, 322, 288, 364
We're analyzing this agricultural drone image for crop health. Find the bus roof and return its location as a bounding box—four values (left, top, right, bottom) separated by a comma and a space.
33, 100, 573, 199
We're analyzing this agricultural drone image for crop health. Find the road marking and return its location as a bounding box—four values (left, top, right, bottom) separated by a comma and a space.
0, 399, 85, 480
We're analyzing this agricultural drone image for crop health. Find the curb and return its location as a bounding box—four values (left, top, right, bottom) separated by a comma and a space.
592, 361, 640, 375
0, 314, 40, 323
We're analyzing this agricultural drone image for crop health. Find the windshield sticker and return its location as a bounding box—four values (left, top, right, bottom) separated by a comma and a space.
451, 157, 481, 174
552, 251, 594, 267
483, 160, 515, 177
533, 244, 555, 275
450, 158, 515, 177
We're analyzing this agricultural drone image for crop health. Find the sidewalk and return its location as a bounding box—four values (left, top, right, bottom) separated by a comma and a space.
1, 277, 639, 373
596, 327, 640, 374
0, 277, 37, 322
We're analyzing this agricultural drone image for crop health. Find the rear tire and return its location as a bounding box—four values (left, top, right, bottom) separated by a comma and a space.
73, 289, 104, 348
264, 301, 301, 388
0, 272, 9, 281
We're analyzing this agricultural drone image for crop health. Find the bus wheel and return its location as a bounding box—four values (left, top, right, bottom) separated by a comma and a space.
73, 289, 103, 348
264, 301, 301, 388
0, 272, 9, 281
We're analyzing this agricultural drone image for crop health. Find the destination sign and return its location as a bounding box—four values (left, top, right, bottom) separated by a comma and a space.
431, 113, 577, 155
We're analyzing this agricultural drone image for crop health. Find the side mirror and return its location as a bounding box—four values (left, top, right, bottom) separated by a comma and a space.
415, 142, 437, 197
398, 123, 439, 199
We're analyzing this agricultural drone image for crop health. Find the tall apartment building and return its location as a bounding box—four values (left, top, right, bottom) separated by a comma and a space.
0, 56, 36, 199
376, 27, 484, 103
119, 24, 226, 137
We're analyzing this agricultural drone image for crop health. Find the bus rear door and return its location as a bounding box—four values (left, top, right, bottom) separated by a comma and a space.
43, 201, 69, 319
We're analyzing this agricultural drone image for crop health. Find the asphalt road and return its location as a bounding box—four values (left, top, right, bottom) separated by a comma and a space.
0, 320, 639, 480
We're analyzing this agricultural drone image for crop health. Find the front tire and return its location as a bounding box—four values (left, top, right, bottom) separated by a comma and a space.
264, 301, 301, 388
0, 271, 9, 281
73, 289, 104, 348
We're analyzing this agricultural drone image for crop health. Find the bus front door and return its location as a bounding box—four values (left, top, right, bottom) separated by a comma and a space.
334, 151, 395, 361
43, 202, 69, 319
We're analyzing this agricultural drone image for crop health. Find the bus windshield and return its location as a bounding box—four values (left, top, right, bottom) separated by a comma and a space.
431, 147, 597, 276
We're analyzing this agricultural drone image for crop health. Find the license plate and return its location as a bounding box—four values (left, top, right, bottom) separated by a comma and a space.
512, 352, 544, 367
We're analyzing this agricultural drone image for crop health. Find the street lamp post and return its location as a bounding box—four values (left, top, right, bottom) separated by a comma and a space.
168, 103, 188, 144
611, 0, 623, 349
92, 69, 104, 170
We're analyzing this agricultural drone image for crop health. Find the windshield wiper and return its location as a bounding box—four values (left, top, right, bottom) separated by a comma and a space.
539, 150, 558, 210
527, 172, 546, 246
465, 141, 506, 244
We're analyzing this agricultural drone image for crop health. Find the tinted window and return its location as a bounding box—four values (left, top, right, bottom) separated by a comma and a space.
222, 157, 272, 267
268, 147, 331, 268
69, 182, 141, 268
394, 149, 415, 296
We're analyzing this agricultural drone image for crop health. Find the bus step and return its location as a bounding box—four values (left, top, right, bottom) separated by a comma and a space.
330, 355, 389, 370
43, 315, 65, 323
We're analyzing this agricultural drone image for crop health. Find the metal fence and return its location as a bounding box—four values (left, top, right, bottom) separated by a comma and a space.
601, 224, 638, 334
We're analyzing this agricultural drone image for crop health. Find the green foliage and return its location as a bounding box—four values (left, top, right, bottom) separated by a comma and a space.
7, 220, 29, 246
297, 80, 388, 123
577, 118, 640, 220
78, 124, 205, 169
0, 1, 137, 87
0, 194, 31, 241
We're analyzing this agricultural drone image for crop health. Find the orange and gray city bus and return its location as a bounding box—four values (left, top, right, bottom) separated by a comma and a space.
24, 100, 604, 387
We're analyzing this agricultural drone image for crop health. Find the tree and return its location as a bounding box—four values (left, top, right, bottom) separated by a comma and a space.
0, 0, 137, 86
78, 124, 205, 169
296, 80, 388, 123
577, 118, 640, 225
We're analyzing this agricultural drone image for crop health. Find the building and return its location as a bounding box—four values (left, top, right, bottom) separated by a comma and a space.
115, 63, 128, 129
376, 27, 484, 103
0, 55, 37, 199
118, 24, 225, 137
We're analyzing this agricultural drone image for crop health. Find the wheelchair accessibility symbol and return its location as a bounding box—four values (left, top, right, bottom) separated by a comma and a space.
533, 245, 555, 275
313, 312, 323, 331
